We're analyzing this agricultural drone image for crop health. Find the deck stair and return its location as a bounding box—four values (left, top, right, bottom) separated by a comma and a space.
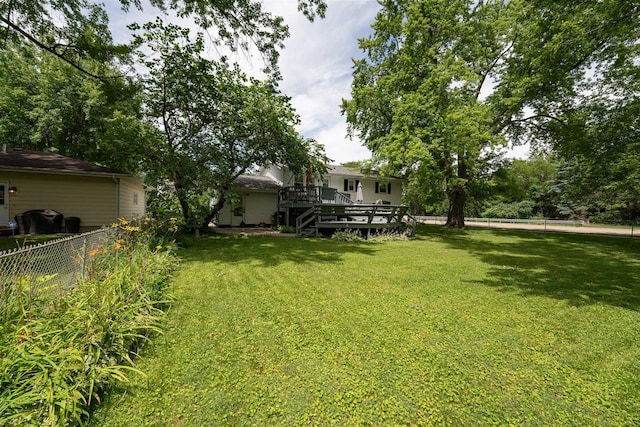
295, 207, 318, 237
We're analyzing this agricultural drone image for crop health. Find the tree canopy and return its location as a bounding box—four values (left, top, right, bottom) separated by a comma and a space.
344, 0, 640, 225
0, 0, 327, 80
343, 0, 512, 226
0, 43, 155, 173
1, 0, 331, 230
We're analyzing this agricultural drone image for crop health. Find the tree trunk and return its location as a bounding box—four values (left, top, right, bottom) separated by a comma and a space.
445, 184, 465, 228
172, 172, 192, 226
202, 192, 228, 230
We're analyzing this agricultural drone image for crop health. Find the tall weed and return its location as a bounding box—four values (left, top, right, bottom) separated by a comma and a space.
0, 219, 178, 425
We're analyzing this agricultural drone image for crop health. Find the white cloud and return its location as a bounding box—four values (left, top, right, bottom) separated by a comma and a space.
261, 0, 379, 164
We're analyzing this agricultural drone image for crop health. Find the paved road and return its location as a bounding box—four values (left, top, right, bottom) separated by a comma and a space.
419, 219, 638, 238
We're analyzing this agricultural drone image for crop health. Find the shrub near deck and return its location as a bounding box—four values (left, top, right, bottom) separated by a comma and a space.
91, 226, 640, 426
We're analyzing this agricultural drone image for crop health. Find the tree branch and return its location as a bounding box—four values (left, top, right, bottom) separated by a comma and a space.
0, 15, 112, 82
511, 114, 568, 128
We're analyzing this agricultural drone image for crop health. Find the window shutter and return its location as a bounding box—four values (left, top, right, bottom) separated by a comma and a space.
375, 182, 379, 193
344, 179, 348, 192
387, 183, 391, 194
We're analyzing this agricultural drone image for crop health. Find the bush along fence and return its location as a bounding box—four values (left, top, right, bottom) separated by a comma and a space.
0, 219, 179, 426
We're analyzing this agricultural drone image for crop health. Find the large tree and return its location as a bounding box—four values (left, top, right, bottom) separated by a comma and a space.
343, 0, 513, 227
136, 20, 327, 230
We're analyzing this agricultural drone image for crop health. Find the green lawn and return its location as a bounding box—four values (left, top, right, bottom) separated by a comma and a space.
90, 225, 640, 426
0, 234, 65, 251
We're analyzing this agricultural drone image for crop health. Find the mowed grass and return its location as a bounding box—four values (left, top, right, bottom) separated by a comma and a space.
90, 225, 640, 426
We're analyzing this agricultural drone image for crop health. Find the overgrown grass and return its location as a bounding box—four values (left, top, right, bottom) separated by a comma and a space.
0, 220, 179, 425
90, 225, 640, 425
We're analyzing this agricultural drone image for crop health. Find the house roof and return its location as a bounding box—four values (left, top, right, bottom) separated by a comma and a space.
0, 148, 129, 177
328, 164, 362, 177
330, 164, 404, 180
233, 175, 281, 191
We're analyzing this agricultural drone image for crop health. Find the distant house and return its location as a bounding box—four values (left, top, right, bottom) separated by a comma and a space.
217, 164, 405, 227
0, 147, 146, 232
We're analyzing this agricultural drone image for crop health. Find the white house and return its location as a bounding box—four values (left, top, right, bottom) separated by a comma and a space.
216, 164, 405, 227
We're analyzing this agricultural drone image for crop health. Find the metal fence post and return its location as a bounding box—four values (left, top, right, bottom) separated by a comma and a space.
81, 235, 88, 281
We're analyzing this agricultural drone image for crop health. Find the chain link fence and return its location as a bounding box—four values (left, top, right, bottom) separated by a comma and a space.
0, 229, 109, 309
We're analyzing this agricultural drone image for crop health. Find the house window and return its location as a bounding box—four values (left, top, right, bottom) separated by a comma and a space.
133, 192, 139, 205
343, 179, 360, 192
375, 182, 391, 194
322, 179, 329, 188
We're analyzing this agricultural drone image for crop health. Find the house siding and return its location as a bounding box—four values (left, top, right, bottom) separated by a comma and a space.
320, 174, 403, 205
1, 171, 117, 228
244, 191, 278, 225
217, 191, 278, 226
118, 177, 146, 219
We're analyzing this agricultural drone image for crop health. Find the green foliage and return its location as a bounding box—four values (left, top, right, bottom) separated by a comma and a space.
482, 200, 536, 219
91, 226, 640, 425
330, 229, 364, 242
276, 225, 296, 234
330, 229, 411, 242
331, 230, 409, 243
0, 223, 178, 425
0, 0, 327, 80
367, 229, 411, 242
0, 43, 155, 173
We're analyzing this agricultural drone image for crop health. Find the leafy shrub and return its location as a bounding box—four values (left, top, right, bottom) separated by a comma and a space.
482, 200, 536, 219
331, 230, 364, 242
276, 225, 296, 233
368, 229, 411, 242
0, 219, 178, 425
331, 228, 411, 242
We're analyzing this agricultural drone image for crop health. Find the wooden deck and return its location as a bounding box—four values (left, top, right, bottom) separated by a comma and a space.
296, 204, 416, 238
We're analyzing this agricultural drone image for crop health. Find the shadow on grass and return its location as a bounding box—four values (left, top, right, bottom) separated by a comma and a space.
418, 224, 640, 311
178, 234, 378, 266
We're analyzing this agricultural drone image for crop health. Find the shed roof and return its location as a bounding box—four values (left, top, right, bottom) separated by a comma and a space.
0, 148, 129, 176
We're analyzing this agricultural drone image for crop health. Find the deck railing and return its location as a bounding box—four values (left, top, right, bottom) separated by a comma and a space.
279, 186, 353, 205
295, 204, 416, 237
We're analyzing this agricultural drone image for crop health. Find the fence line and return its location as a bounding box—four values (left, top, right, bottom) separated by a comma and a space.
415, 216, 636, 237
0, 229, 109, 308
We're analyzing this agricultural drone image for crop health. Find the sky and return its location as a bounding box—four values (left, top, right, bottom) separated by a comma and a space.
258, 0, 380, 164
108, 0, 527, 164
